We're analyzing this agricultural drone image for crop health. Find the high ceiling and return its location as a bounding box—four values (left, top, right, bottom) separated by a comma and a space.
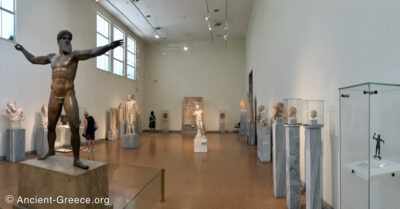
98, 0, 254, 45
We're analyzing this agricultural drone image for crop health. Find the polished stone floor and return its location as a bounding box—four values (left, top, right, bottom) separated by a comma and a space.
0, 133, 306, 209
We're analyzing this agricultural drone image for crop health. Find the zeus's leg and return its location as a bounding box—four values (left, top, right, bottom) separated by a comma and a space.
64, 91, 89, 169
38, 92, 62, 160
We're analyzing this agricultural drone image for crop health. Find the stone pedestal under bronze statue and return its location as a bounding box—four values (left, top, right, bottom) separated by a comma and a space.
14, 156, 112, 209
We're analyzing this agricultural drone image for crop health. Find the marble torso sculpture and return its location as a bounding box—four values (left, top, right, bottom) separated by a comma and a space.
118, 103, 125, 123
247, 93, 254, 122
41, 105, 48, 128
5, 101, 25, 129
258, 105, 268, 127
272, 102, 285, 121
15, 30, 123, 169
110, 108, 117, 130
193, 104, 204, 137
125, 94, 137, 134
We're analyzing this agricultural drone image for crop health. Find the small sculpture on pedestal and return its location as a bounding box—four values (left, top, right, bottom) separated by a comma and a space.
5, 101, 25, 129
240, 100, 247, 112
258, 105, 268, 127
373, 133, 385, 160
272, 102, 285, 121
110, 108, 117, 131
193, 104, 204, 137
310, 110, 318, 125
288, 106, 297, 124
41, 105, 48, 128
125, 94, 137, 134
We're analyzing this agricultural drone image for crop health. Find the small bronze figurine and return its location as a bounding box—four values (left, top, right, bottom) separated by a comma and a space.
15, 30, 123, 169
373, 133, 385, 160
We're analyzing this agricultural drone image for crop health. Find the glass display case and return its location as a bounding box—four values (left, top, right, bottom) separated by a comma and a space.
340, 82, 400, 209
284, 98, 302, 124
302, 100, 324, 125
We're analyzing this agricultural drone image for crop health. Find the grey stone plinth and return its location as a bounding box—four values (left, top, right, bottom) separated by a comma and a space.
239, 111, 247, 136
257, 124, 271, 162
285, 124, 301, 209
36, 128, 48, 157
123, 134, 140, 149
14, 156, 111, 209
118, 122, 125, 139
247, 122, 256, 146
272, 118, 286, 198
194, 136, 208, 152
305, 125, 324, 209
6, 129, 25, 162
108, 130, 118, 140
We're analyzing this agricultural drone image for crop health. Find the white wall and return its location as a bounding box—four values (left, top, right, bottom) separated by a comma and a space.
144, 40, 245, 131
246, 0, 400, 207
0, 0, 146, 156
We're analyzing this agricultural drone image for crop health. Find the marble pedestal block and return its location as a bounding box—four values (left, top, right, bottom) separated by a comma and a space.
36, 128, 48, 157
118, 122, 125, 139
285, 124, 301, 209
239, 111, 247, 136
272, 118, 286, 198
257, 124, 271, 162
123, 134, 140, 149
305, 125, 324, 209
108, 130, 118, 140
14, 156, 111, 209
6, 129, 25, 162
194, 136, 208, 152
246, 122, 256, 146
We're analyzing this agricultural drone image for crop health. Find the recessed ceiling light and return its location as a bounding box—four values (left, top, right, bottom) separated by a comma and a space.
155, 34, 160, 39
213, 9, 220, 12
183, 46, 189, 51
146, 15, 151, 18
155, 27, 161, 30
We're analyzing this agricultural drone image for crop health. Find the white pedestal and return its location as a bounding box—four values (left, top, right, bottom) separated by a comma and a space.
272, 118, 286, 198
123, 134, 140, 149
194, 136, 208, 152
257, 124, 271, 162
108, 130, 118, 140
285, 124, 301, 209
305, 125, 323, 209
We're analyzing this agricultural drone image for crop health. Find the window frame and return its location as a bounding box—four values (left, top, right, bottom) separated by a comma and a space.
126, 35, 137, 80
0, 0, 16, 42
96, 12, 111, 72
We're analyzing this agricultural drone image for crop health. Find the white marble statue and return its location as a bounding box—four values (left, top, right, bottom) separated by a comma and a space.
193, 104, 204, 137
5, 101, 25, 129
118, 103, 125, 123
258, 105, 268, 127
110, 108, 117, 130
310, 110, 318, 125
125, 94, 137, 134
41, 105, 48, 128
271, 102, 285, 120
288, 106, 297, 124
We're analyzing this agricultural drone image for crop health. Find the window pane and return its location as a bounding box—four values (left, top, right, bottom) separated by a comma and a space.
96, 34, 109, 55
113, 60, 124, 76
113, 27, 123, 41
127, 52, 135, 67
1, 11, 14, 40
127, 65, 136, 80
97, 55, 109, 71
114, 46, 123, 60
96, 14, 109, 37
127, 37, 136, 53
2, 0, 14, 12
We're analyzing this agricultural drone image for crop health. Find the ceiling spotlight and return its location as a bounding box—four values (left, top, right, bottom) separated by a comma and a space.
208, 27, 212, 31
155, 27, 161, 30
183, 46, 189, 51
213, 9, 220, 12
205, 15, 211, 21
146, 15, 151, 18
155, 34, 160, 39
95, 0, 99, 2
224, 34, 229, 40
214, 22, 222, 27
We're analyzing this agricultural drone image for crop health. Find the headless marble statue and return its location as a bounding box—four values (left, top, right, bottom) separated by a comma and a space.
5, 101, 25, 129
15, 30, 123, 169
125, 94, 137, 134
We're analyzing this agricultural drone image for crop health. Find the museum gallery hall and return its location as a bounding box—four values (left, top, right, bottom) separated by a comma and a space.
0, 0, 399, 209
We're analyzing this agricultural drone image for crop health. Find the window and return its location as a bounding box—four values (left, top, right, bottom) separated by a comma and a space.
127, 36, 136, 80
0, 0, 15, 40
96, 14, 110, 71
113, 26, 124, 76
